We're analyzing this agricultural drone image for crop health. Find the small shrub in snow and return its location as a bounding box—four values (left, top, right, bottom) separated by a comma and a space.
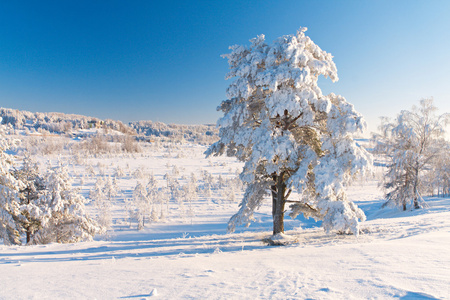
86, 165, 96, 177
114, 166, 125, 178
172, 165, 180, 177
132, 167, 145, 180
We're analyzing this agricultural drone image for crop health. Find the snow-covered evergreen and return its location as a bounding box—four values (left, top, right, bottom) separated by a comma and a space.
0, 126, 24, 245
12, 154, 46, 244
207, 28, 372, 236
32, 165, 103, 244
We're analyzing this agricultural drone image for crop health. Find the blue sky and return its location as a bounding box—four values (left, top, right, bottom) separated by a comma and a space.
0, 1, 449, 134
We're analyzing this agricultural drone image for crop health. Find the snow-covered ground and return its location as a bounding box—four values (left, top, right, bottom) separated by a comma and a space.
0, 139, 449, 299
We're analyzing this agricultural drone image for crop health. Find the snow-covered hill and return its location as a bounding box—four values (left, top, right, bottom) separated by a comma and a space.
0, 107, 218, 143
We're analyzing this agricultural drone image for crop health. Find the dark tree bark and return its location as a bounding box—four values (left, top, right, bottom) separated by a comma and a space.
26, 230, 32, 244
272, 172, 286, 235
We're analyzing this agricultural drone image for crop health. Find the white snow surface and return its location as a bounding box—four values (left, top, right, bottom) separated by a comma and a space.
0, 142, 449, 299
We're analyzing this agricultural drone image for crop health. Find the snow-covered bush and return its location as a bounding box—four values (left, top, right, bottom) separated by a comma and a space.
120, 135, 142, 153
77, 135, 114, 155
86, 164, 96, 177
36, 136, 67, 155
114, 166, 125, 178
132, 167, 145, 180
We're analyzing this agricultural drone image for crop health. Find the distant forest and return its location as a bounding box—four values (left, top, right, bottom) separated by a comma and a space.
0, 107, 218, 143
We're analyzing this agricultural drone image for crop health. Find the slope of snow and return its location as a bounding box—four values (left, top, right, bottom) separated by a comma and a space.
0, 142, 449, 299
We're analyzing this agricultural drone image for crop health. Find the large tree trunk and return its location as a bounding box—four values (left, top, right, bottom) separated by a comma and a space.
26, 229, 31, 244
272, 173, 286, 235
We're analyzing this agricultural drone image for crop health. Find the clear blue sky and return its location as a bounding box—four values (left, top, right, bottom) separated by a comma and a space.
1, 1, 449, 135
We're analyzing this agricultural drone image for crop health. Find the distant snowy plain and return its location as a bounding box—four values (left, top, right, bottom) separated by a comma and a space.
0, 133, 448, 299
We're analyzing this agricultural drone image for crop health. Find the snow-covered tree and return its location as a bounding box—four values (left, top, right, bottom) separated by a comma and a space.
133, 181, 150, 229
124, 198, 135, 228
90, 178, 112, 231
146, 173, 157, 193
164, 172, 179, 200
145, 174, 160, 222
12, 154, 46, 244
0, 128, 24, 245
431, 143, 450, 197
104, 176, 118, 202
186, 173, 199, 200
33, 165, 102, 244
201, 170, 214, 192
375, 98, 449, 210
158, 187, 170, 220
207, 28, 372, 237
90, 178, 105, 201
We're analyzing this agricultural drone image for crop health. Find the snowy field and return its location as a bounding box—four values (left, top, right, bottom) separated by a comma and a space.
0, 136, 449, 299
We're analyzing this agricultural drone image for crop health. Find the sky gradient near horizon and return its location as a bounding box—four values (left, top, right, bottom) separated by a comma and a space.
1, 1, 449, 135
